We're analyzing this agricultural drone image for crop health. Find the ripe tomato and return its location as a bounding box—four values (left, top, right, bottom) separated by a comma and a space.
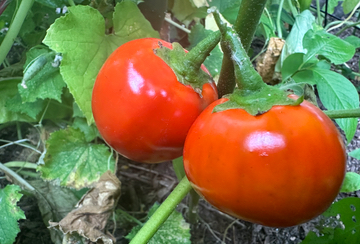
183, 97, 346, 227
92, 38, 218, 163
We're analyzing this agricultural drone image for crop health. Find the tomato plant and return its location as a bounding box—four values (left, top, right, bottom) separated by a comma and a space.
92, 38, 218, 163
183, 97, 346, 227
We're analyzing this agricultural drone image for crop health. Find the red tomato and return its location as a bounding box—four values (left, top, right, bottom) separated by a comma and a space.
183, 97, 346, 227
92, 38, 218, 163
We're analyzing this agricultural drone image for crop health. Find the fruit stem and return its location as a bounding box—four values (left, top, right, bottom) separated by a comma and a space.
129, 176, 192, 244
214, 12, 266, 95
216, 0, 267, 97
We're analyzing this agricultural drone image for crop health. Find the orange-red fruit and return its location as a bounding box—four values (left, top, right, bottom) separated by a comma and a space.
184, 98, 346, 227
92, 38, 218, 163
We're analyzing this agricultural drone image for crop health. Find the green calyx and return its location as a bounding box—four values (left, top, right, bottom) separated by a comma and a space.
212, 11, 304, 116
155, 31, 220, 94
214, 86, 303, 116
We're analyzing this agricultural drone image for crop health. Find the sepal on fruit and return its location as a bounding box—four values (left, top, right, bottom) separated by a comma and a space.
154, 32, 220, 95
213, 86, 303, 116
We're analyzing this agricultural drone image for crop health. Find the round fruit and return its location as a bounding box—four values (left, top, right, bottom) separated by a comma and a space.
92, 38, 218, 163
183, 98, 346, 227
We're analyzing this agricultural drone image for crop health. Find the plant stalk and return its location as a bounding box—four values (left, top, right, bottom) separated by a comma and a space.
277, 0, 285, 39
216, 0, 267, 97
0, 0, 35, 65
0, 163, 35, 191
129, 176, 192, 244
316, 0, 322, 26
324, 108, 360, 119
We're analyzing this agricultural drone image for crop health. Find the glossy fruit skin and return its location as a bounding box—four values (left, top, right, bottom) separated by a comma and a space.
92, 38, 218, 163
183, 97, 346, 227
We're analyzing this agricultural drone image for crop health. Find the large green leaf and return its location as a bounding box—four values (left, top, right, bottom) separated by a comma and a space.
37, 127, 116, 189
0, 185, 26, 244
303, 29, 355, 65
312, 68, 359, 142
276, 10, 315, 70
126, 203, 191, 243
43, 1, 159, 124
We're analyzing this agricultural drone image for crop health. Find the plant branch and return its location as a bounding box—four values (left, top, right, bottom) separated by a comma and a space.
0, 163, 35, 192
277, 0, 285, 39
216, 0, 267, 97
129, 176, 192, 244
4, 161, 38, 169
327, 1, 360, 32
0, 0, 35, 65
324, 108, 360, 119
316, 0, 322, 26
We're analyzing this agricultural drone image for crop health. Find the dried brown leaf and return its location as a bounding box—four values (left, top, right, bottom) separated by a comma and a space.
256, 37, 285, 85
49, 171, 121, 244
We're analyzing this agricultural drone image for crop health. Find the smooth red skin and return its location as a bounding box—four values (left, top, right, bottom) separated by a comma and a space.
183, 98, 346, 227
92, 38, 218, 163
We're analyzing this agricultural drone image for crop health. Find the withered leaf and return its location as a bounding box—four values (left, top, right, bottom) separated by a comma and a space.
256, 37, 285, 85
49, 171, 121, 244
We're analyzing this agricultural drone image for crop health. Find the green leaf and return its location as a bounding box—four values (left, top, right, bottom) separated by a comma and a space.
72, 117, 100, 142
5, 93, 45, 119
43, 1, 159, 124
311, 68, 359, 142
281, 53, 306, 82
277, 10, 315, 70
341, 172, 360, 193
188, 24, 223, 77
322, 0, 341, 14
344, 35, 360, 49
126, 203, 191, 243
342, 0, 360, 14
303, 29, 355, 65
349, 148, 360, 159
302, 197, 360, 243
0, 185, 26, 244
19, 46, 66, 103
37, 127, 116, 189
0, 78, 35, 123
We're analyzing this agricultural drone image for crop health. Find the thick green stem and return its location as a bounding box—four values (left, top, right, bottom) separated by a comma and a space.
277, 0, 285, 39
233, 0, 267, 52
324, 108, 360, 119
129, 177, 192, 244
214, 12, 266, 94
216, 0, 267, 97
172, 157, 199, 224
0, 0, 35, 65
316, 0, 321, 26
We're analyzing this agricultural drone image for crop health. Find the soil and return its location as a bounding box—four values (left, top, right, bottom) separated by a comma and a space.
1, 3, 360, 244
